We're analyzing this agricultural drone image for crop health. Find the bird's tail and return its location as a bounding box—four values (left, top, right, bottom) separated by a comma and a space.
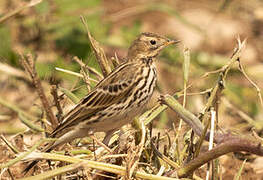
23, 127, 76, 174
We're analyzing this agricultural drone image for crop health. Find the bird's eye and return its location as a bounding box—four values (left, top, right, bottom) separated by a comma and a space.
150, 40, 156, 45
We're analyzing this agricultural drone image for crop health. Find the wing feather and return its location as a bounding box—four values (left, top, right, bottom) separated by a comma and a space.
50, 62, 139, 138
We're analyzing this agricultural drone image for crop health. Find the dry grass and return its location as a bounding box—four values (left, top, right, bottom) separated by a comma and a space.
1, 0, 263, 179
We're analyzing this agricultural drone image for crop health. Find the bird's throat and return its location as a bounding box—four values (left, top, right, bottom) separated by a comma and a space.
141, 56, 154, 65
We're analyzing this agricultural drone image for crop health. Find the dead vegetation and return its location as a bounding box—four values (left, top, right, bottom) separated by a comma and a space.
1, 0, 263, 179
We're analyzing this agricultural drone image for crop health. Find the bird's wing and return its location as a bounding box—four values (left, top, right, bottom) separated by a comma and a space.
50, 62, 139, 137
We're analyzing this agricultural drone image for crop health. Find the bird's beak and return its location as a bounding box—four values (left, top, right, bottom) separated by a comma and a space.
158, 39, 180, 52
166, 39, 180, 46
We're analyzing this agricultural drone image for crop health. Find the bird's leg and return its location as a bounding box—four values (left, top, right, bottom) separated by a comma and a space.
90, 134, 112, 153
102, 129, 117, 146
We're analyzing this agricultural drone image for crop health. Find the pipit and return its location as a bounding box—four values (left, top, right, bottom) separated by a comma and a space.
24, 32, 179, 173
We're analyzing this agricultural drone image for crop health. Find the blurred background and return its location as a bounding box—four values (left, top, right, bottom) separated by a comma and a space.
1, 0, 263, 179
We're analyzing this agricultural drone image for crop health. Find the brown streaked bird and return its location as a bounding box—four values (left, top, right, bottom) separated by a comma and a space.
24, 32, 179, 173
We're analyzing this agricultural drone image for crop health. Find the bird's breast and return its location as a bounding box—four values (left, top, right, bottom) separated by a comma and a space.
128, 64, 157, 109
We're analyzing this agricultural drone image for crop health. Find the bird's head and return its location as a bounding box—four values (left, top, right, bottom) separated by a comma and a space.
127, 32, 179, 60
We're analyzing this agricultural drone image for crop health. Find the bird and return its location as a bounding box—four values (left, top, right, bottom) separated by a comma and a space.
24, 32, 179, 173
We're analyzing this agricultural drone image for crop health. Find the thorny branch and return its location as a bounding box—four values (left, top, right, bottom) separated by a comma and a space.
238, 59, 263, 108
201, 38, 246, 116
160, 94, 263, 177
159, 38, 263, 178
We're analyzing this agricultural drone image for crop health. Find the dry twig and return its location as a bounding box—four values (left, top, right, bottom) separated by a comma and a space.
238, 60, 263, 109
160, 94, 263, 178
127, 119, 146, 179
80, 16, 111, 77
73, 56, 103, 80
51, 85, 63, 123
0, 0, 42, 23
20, 53, 58, 129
